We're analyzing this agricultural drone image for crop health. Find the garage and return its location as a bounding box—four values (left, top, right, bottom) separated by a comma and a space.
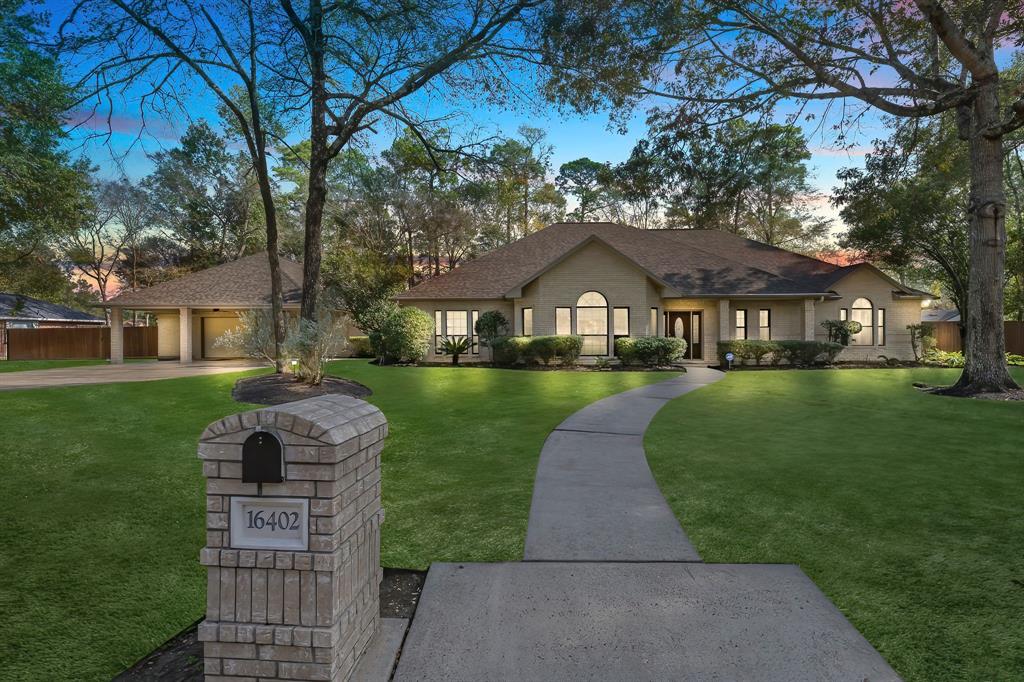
201, 316, 244, 359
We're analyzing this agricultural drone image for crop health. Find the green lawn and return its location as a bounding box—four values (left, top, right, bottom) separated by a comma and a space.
0, 358, 106, 372
0, 362, 671, 680
645, 368, 1024, 682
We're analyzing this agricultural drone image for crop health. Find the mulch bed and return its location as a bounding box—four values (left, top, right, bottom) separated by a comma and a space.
115, 568, 426, 680
232, 373, 372, 406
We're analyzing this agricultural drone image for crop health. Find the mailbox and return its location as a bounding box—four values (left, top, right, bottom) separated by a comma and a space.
241, 430, 283, 483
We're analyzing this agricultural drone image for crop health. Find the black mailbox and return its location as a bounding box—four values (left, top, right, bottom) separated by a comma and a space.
242, 430, 283, 483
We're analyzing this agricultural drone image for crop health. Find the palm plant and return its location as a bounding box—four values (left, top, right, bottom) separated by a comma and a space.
440, 335, 471, 365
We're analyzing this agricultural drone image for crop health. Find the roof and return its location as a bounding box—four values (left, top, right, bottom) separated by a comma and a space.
922, 309, 961, 322
104, 253, 304, 308
0, 293, 104, 323
396, 222, 930, 300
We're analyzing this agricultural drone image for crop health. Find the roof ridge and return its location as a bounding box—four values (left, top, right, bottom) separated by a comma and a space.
663, 229, 840, 271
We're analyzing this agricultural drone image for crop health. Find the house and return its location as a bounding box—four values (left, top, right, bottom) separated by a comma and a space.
395, 222, 933, 364
1, 293, 105, 360
102, 254, 305, 363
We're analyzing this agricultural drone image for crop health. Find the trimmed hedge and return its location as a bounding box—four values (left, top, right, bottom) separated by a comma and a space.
491, 335, 583, 367
615, 336, 687, 366
347, 336, 373, 358
717, 339, 843, 368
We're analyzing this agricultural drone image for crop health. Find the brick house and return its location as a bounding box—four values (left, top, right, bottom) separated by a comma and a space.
396, 222, 933, 364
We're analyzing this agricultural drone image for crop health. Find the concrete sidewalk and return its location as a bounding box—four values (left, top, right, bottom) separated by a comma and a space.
393, 370, 899, 680
0, 360, 266, 390
524, 369, 723, 562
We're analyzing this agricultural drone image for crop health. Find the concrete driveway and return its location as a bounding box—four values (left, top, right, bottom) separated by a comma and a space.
0, 360, 267, 391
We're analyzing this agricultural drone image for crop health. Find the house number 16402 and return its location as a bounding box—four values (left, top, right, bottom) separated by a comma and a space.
246, 509, 301, 531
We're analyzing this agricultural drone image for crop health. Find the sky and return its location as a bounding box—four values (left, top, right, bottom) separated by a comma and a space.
51, 2, 892, 231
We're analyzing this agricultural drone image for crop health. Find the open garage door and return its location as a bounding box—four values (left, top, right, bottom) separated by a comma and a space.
202, 317, 244, 359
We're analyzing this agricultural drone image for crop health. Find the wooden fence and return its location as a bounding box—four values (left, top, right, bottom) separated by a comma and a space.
929, 321, 1024, 355
5, 326, 158, 361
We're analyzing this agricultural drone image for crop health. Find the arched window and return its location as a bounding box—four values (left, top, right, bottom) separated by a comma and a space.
850, 298, 873, 345
576, 291, 608, 355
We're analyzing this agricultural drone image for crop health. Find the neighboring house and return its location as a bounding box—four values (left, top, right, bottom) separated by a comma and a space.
396, 222, 933, 364
922, 308, 962, 323
1, 293, 105, 360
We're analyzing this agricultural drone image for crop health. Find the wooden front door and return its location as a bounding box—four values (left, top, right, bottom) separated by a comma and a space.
665, 311, 703, 360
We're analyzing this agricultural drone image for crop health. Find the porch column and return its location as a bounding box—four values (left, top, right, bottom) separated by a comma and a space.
718, 299, 730, 342
179, 306, 193, 364
110, 307, 124, 364
803, 299, 816, 340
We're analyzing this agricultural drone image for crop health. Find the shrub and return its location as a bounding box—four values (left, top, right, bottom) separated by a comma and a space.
378, 306, 433, 364
618, 336, 686, 366
475, 310, 510, 348
491, 335, 582, 367
923, 348, 965, 367
615, 337, 638, 365
718, 339, 841, 368
551, 335, 583, 366
285, 312, 347, 385
214, 309, 279, 365
821, 319, 861, 345
439, 335, 471, 365
1007, 353, 1024, 366
348, 335, 373, 358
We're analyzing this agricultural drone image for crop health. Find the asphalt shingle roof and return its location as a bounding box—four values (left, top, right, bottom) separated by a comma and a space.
0, 293, 104, 322
105, 253, 304, 308
396, 222, 870, 300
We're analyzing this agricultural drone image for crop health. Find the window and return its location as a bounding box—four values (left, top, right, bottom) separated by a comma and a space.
471, 310, 479, 354
650, 307, 658, 336
735, 309, 748, 340
839, 308, 848, 321
877, 308, 886, 346
555, 307, 572, 335
613, 308, 629, 337
522, 307, 533, 336
759, 309, 771, 340
446, 310, 468, 337
576, 291, 608, 355
434, 311, 443, 354
850, 298, 873, 345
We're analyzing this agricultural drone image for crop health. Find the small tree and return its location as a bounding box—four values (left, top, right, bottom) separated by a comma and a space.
475, 310, 511, 349
821, 319, 862, 346
907, 323, 937, 361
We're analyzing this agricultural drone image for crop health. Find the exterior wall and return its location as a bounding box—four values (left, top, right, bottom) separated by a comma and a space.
406, 299, 513, 363
723, 300, 806, 342
814, 268, 923, 361
192, 309, 246, 360
157, 312, 180, 360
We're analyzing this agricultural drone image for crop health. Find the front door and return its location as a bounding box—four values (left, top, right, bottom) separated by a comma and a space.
665, 311, 703, 360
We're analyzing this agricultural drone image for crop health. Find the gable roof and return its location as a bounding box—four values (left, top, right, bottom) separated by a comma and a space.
104, 253, 304, 308
0, 293, 104, 323
396, 222, 931, 301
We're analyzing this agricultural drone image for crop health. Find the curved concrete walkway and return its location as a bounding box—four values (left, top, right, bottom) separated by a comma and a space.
524, 367, 724, 562
394, 370, 899, 681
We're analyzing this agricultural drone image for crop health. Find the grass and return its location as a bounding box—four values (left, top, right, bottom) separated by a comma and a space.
0, 361, 671, 680
644, 367, 1024, 682
0, 358, 106, 372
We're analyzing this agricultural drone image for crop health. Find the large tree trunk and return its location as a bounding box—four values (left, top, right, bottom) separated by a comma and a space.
945, 83, 1019, 394
300, 0, 327, 322
255, 166, 285, 373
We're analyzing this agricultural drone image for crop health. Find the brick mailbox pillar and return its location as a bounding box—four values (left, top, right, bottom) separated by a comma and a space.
196, 394, 387, 681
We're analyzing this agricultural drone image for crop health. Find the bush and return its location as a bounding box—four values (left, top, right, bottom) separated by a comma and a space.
821, 319, 862, 345
616, 336, 686, 366
491, 335, 582, 367
718, 339, 842, 368
907, 323, 936, 360
475, 310, 510, 348
378, 306, 433, 364
348, 335, 373, 358
285, 312, 347, 384
923, 348, 965, 367
1007, 353, 1024, 366
215, 309, 280, 365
